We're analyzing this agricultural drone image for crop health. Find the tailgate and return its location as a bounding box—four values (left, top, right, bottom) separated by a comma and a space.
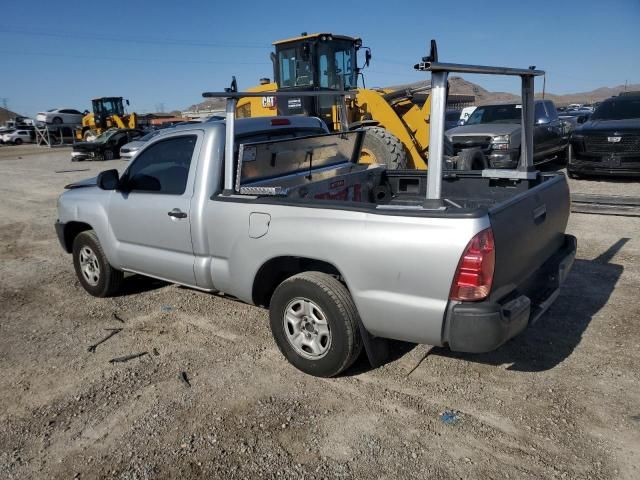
488, 174, 570, 297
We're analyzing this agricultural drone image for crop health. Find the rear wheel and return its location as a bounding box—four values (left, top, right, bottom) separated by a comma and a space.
103, 149, 114, 160
53, 117, 63, 125
360, 126, 408, 169
72, 230, 123, 297
269, 272, 363, 377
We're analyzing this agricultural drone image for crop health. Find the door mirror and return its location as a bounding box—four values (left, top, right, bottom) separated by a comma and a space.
97, 169, 120, 190
577, 115, 589, 124
364, 49, 372, 67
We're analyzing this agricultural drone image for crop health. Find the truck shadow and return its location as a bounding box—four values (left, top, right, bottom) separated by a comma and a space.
426, 237, 628, 372
117, 274, 168, 296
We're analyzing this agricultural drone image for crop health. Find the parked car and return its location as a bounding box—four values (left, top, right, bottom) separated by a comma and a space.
568, 93, 640, 177
445, 100, 569, 168
36, 108, 84, 125
1, 128, 35, 145
558, 110, 591, 130
55, 114, 575, 377
120, 129, 164, 159
457, 106, 477, 126
445, 110, 462, 131
71, 128, 144, 161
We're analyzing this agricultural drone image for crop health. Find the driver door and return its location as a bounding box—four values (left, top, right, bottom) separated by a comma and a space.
108, 132, 202, 286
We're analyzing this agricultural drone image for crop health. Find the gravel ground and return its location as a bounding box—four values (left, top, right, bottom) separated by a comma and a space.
1, 145, 639, 479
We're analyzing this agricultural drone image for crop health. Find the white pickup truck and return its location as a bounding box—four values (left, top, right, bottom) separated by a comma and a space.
55, 59, 576, 377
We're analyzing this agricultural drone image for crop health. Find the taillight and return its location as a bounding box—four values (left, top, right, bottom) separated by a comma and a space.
450, 228, 495, 301
271, 118, 290, 126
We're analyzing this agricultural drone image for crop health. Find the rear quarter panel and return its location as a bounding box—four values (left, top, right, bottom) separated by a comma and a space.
203, 200, 488, 345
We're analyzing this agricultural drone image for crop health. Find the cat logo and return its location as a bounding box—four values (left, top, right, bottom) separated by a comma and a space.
261, 96, 276, 109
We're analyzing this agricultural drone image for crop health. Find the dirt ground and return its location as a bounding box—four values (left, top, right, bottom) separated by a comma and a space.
1, 145, 639, 480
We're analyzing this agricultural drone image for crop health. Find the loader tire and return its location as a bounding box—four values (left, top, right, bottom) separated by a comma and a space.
360, 127, 408, 169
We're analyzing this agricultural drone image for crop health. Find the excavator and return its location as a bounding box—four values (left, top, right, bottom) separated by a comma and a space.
75, 96, 138, 141
236, 33, 475, 169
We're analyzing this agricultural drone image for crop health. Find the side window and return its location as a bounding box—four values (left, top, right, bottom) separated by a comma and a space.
534, 102, 548, 124
545, 101, 559, 121
125, 135, 197, 195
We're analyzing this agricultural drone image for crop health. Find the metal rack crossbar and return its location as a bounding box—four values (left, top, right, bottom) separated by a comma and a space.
416, 44, 546, 200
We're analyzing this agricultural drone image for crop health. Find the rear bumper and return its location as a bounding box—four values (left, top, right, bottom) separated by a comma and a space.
444, 234, 577, 353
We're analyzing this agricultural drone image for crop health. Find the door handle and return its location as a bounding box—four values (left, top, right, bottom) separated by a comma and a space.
533, 204, 546, 223
167, 209, 187, 219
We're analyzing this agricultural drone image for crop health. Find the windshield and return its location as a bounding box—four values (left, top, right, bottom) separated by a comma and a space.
93, 129, 118, 143
466, 104, 521, 125
591, 98, 640, 120
140, 130, 161, 141
317, 40, 356, 90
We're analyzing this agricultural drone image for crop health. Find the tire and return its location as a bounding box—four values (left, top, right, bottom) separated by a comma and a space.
457, 147, 488, 170
103, 149, 114, 161
72, 230, 123, 297
360, 126, 408, 169
14, 138, 23, 146
53, 117, 63, 125
269, 272, 363, 377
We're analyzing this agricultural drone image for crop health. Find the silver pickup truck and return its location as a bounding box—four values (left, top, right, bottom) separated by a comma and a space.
55, 58, 576, 377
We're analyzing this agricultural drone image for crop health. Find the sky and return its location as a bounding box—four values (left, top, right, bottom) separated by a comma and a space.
1, 0, 639, 117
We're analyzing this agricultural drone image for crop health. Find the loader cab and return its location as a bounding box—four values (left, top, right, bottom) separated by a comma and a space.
273, 33, 362, 131
92, 97, 126, 129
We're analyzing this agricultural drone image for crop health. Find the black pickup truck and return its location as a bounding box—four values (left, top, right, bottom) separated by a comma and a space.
445, 100, 570, 168
568, 93, 640, 178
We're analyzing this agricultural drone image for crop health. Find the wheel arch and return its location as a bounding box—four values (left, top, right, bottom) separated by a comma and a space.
252, 256, 347, 308
62, 221, 93, 253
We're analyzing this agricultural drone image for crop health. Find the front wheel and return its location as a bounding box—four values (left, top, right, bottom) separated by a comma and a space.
72, 230, 123, 297
14, 138, 23, 145
269, 272, 363, 377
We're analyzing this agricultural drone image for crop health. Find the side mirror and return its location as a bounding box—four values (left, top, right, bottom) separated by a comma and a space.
97, 169, 120, 190
577, 115, 589, 124
365, 49, 372, 67
126, 99, 130, 106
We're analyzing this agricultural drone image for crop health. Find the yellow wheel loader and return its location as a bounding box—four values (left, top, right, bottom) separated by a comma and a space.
237, 33, 461, 169
75, 97, 138, 141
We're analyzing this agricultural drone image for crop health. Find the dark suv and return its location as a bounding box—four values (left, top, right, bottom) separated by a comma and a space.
568, 93, 640, 177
